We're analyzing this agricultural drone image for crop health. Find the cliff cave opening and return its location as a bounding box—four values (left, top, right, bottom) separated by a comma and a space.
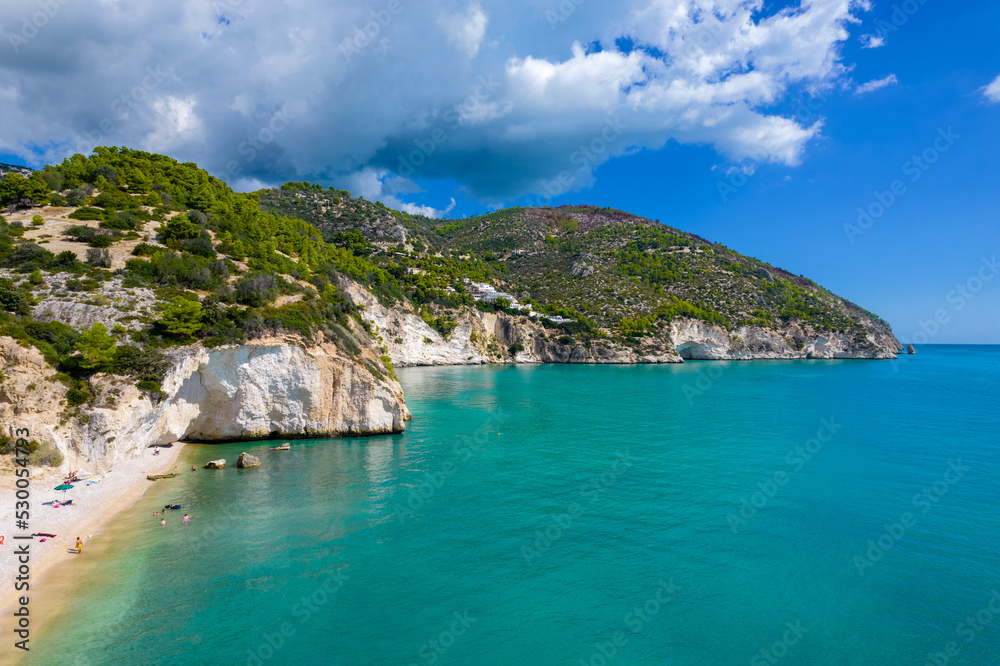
676, 342, 708, 360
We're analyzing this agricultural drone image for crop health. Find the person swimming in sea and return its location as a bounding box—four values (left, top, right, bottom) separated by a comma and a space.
191, 465, 197, 471
160, 518, 166, 526
182, 514, 190, 524
76, 537, 83, 553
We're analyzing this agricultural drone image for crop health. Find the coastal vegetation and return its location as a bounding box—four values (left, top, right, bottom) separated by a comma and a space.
1, 147, 398, 409
0, 146, 894, 449
259, 188, 892, 346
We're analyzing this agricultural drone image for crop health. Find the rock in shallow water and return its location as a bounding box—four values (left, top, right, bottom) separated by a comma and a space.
237, 452, 261, 469
204, 459, 226, 469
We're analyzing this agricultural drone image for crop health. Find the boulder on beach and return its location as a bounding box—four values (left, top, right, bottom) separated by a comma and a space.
204, 459, 226, 469
237, 452, 261, 468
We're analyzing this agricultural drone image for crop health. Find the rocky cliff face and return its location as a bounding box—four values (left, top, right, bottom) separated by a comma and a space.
670, 320, 899, 360
0, 335, 409, 471
343, 279, 899, 366
1, 276, 897, 474
341, 279, 682, 366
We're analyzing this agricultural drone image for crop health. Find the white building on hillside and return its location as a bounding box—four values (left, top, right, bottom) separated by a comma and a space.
463, 278, 521, 308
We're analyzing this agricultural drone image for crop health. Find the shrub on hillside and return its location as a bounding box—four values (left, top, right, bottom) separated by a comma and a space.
0, 173, 50, 208
53, 250, 79, 268
65, 386, 91, 406
37, 169, 64, 192
68, 206, 105, 221
92, 164, 117, 184
65, 188, 88, 206
86, 248, 112, 268
125, 252, 224, 290
29, 443, 64, 468
0, 277, 31, 315
180, 232, 216, 258
155, 297, 204, 340
5, 241, 54, 270
74, 322, 117, 370
89, 233, 114, 248
65, 225, 97, 242
100, 215, 133, 231
111, 344, 169, 381
235, 273, 278, 307
23, 320, 80, 357
158, 214, 199, 243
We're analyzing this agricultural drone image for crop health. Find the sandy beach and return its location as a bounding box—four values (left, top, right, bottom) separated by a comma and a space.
0, 443, 187, 650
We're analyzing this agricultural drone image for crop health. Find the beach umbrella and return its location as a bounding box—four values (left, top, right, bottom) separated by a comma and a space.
55, 483, 74, 492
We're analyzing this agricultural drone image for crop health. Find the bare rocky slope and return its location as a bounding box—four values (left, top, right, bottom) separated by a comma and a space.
341, 277, 897, 366
341, 278, 682, 365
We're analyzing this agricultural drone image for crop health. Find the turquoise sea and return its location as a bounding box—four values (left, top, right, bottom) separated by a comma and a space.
28, 346, 1000, 665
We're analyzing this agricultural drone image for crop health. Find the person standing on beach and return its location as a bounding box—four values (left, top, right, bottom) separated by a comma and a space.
76, 537, 83, 554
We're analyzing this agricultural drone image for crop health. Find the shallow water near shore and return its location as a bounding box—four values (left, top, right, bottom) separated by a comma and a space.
24, 346, 1000, 664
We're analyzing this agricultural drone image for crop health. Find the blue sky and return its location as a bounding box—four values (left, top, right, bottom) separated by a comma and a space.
1, 0, 997, 342
487, 1, 1000, 344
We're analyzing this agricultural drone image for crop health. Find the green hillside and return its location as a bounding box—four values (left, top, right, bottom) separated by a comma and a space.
259, 187, 894, 344
0, 146, 897, 411
0, 148, 399, 407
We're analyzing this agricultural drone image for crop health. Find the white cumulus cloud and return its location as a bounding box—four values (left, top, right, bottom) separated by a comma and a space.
854, 74, 898, 95
400, 198, 457, 218
0, 0, 875, 208
859, 33, 885, 48
982, 75, 1000, 103
440, 2, 489, 58
341, 167, 456, 218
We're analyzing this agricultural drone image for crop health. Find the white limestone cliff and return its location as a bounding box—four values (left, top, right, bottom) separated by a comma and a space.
670, 319, 899, 360
0, 335, 409, 471
342, 276, 898, 366
341, 279, 683, 366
